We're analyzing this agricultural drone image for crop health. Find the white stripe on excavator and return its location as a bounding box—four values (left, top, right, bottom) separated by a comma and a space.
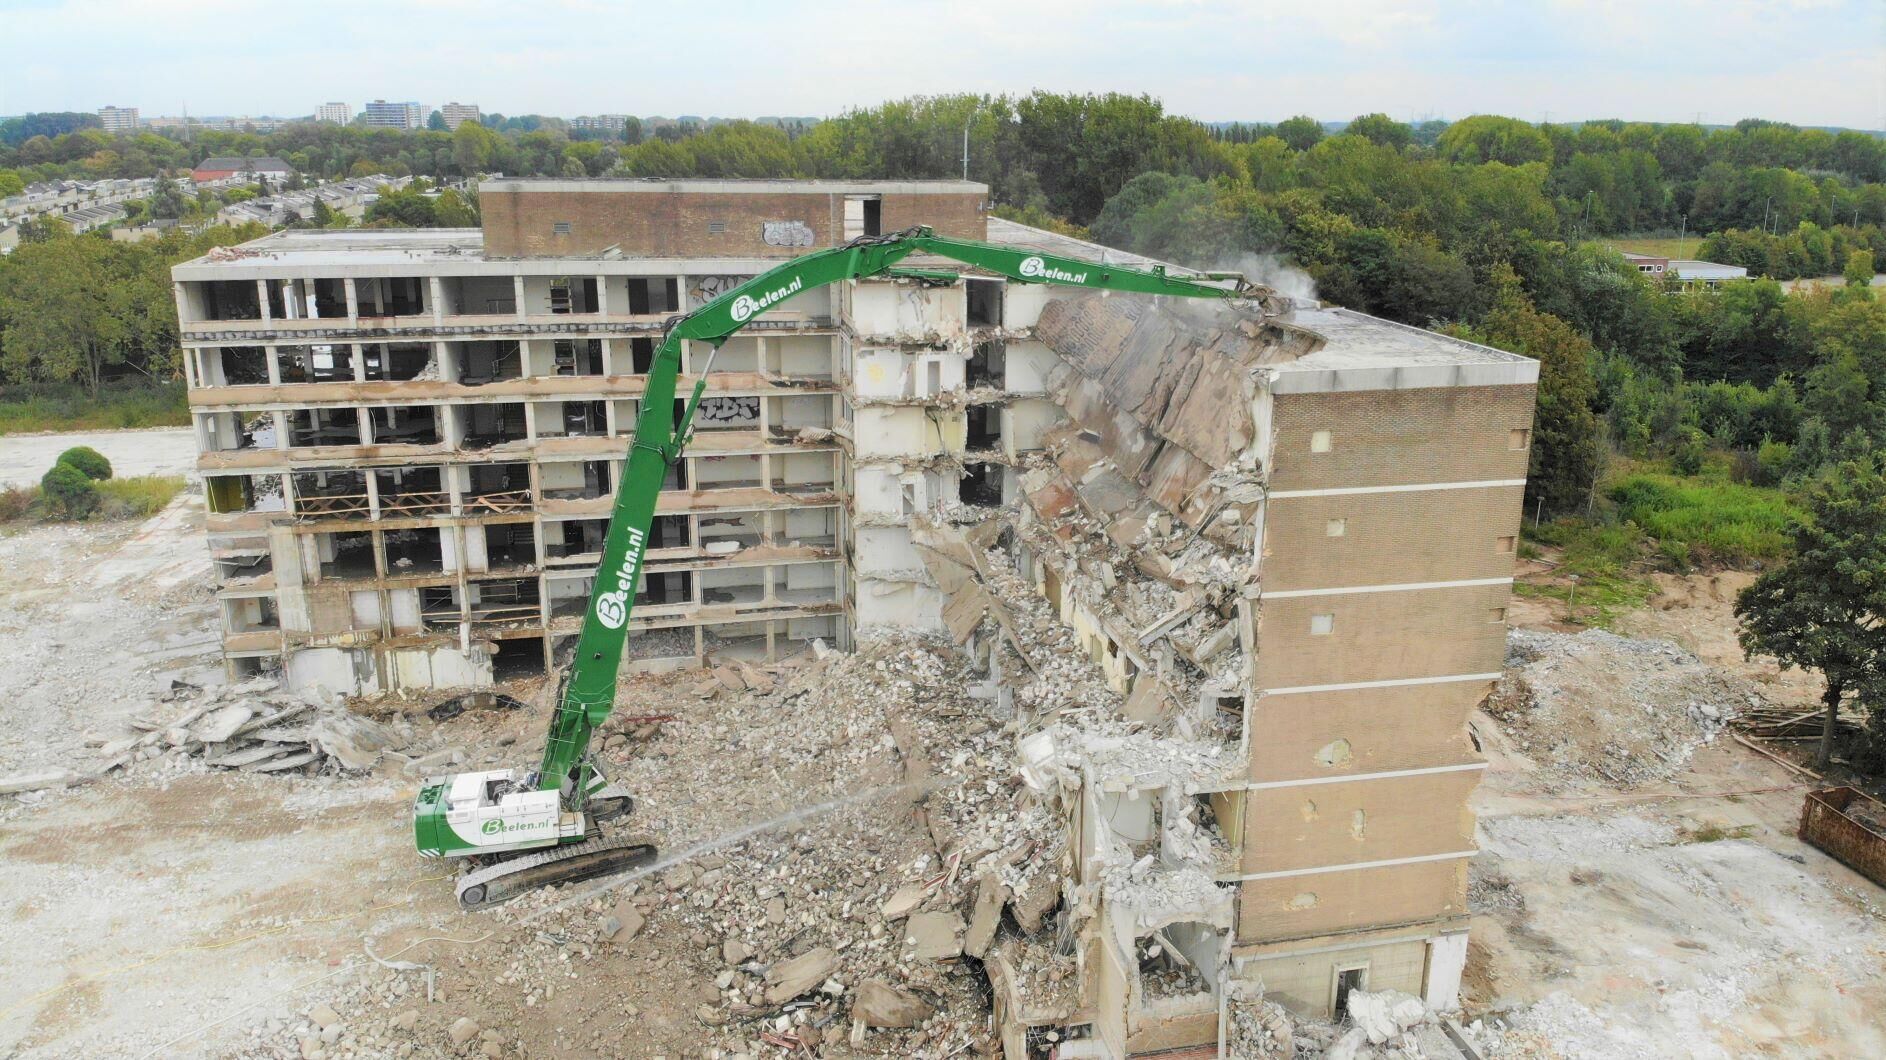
1262, 672, 1503, 696
1266, 479, 1527, 499
1243, 762, 1488, 791
1263, 577, 1512, 598
1235, 849, 1479, 882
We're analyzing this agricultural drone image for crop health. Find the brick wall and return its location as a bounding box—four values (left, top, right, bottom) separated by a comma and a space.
1241, 939, 1430, 1018
1260, 484, 1526, 592
1239, 771, 1480, 875
481, 184, 987, 259
1238, 858, 1468, 942
1248, 681, 1487, 782
1267, 385, 1536, 492
1254, 583, 1512, 690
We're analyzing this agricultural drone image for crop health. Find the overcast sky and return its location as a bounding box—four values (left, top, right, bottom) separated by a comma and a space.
4, 0, 1882, 130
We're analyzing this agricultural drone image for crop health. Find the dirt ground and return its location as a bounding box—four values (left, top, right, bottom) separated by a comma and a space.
0, 427, 199, 489
4, 493, 1885, 1058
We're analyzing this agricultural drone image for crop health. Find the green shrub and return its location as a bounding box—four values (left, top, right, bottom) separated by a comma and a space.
1670, 428, 1707, 476
1754, 439, 1793, 486
95, 475, 186, 518
1607, 471, 1802, 562
0, 486, 37, 522
41, 462, 96, 517
56, 445, 112, 480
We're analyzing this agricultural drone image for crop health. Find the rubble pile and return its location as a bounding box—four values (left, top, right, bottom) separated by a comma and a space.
1225, 983, 1297, 1058
92, 676, 410, 777
1486, 629, 1762, 789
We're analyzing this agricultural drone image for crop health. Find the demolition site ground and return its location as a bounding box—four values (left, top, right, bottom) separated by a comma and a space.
1, 494, 1883, 1059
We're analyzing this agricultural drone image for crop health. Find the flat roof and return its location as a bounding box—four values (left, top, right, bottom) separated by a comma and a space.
1268, 306, 1538, 393
479, 178, 987, 195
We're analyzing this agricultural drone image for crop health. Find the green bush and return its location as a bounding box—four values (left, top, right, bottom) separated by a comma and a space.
41, 462, 96, 517
56, 445, 112, 480
1754, 439, 1794, 486
1670, 428, 1707, 476
1607, 471, 1802, 562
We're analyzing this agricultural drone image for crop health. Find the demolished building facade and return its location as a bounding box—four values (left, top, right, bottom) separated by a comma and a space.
172, 181, 1536, 1055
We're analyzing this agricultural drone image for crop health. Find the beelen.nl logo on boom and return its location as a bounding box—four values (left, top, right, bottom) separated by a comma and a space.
593, 526, 647, 630
729, 275, 806, 322
1019, 256, 1088, 284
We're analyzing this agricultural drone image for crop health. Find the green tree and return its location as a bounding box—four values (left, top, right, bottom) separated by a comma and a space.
1846, 249, 1875, 288
1737, 454, 1886, 769
1276, 115, 1324, 153
1345, 113, 1412, 150
427, 110, 448, 132
0, 169, 24, 197
1436, 115, 1553, 166
0, 233, 131, 393
451, 120, 499, 175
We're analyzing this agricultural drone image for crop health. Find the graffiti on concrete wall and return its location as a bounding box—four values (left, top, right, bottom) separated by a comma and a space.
696, 396, 761, 425
762, 221, 816, 248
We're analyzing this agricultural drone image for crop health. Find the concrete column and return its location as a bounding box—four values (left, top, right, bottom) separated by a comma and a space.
264, 345, 282, 385
272, 411, 289, 449
256, 279, 272, 324
343, 278, 359, 322
513, 276, 527, 322
352, 343, 366, 382
172, 281, 193, 328
435, 340, 457, 383
595, 274, 609, 316
355, 407, 371, 446
364, 470, 381, 521
279, 470, 298, 512
430, 277, 445, 327
181, 346, 198, 390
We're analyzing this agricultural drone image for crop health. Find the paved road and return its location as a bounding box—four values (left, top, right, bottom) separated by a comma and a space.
0, 427, 198, 488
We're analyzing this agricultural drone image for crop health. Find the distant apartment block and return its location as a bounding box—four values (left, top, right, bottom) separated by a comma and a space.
363, 100, 426, 130
440, 103, 481, 131
571, 114, 632, 135
98, 106, 140, 133
316, 103, 352, 125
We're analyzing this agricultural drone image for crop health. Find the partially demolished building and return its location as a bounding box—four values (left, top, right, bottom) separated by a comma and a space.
172, 181, 1536, 1055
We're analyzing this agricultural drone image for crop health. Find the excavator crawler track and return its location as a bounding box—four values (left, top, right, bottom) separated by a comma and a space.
455, 835, 657, 910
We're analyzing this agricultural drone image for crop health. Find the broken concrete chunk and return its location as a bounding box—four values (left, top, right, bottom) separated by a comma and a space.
963, 874, 1009, 959
880, 883, 927, 921
764, 896, 786, 924
191, 703, 256, 743
722, 939, 753, 965
601, 901, 645, 943
447, 1017, 480, 1046
902, 911, 965, 961
852, 979, 935, 1028
764, 946, 836, 1005
0, 770, 78, 795
308, 1003, 341, 1029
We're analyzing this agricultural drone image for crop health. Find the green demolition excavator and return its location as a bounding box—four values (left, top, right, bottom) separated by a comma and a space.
413, 226, 1274, 908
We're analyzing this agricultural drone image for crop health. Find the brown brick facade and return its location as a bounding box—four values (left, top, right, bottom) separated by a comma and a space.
1238, 858, 1468, 942
1253, 583, 1512, 690
1267, 385, 1537, 492
1247, 680, 1488, 782
480, 182, 987, 259
1260, 484, 1526, 592
1239, 770, 1480, 875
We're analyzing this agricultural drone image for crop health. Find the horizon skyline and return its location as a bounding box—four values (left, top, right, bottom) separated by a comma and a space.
3, 1, 1881, 133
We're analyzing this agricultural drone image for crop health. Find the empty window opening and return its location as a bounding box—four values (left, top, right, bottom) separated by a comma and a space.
1136, 928, 1210, 1001
292, 470, 369, 519
626, 278, 680, 315
200, 280, 261, 321
217, 347, 269, 386
1497, 535, 1517, 553
1509, 428, 1532, 450
318, 531, 376, 580
546, 518, 608, 560
483, 524, 537, 570
630, 337, 657, 374
419, 586, 461, 630
637, 571, 693, 607
1326, 518, 1347, 537
1333, 965, 1370, 1020
1310, 429, 1334, 453
965, 280, 1004, 327
225, 595, 279, 633
960, 462, 1002, 506
490, 638, 545, 680
1310, 613, 1335, 636
1489, 606, 1508, 624
309, 278, 348, 318
464, 462, 532, 511
546, 278, 596, 315
966, 340, 1006, 387
459, 403, 528, 449
356, 277, 424, 317
467, 578, 540, 626
375, 466, 448, 517
925, 360, 943, 397
842, 196, 881, 240
454, 341, 522, 386
965, 405, 1003, 451
647, 514, 691, 550
440, 276, 515, 316
383, 528, 444, 574
698, 512, 762, 553
286, 408, 361, 448
216, 554, 272, 583
368, 405, 440, 446
274, 345, 353, 384
553, 339, 605, 377
542, 459, 612, 501
361, 342, 434, 382
695, 454, 763, 491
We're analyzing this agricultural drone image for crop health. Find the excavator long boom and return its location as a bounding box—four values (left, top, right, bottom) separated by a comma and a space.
534, 226, 1271, 810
